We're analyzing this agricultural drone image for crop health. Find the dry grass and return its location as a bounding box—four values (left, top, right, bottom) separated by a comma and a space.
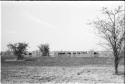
1, 56, 124, 84
1, 65, 124, 84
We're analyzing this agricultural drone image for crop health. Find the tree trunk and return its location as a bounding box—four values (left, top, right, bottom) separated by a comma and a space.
114, 55, 119, 74
17, 54, 24, 60
42, 52, 46, 56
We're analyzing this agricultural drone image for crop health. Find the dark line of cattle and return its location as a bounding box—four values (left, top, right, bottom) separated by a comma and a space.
23, 52, 32, 56
58, 51, 98, 55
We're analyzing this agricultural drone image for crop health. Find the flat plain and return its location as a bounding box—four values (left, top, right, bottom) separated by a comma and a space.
1, 55, 124, 84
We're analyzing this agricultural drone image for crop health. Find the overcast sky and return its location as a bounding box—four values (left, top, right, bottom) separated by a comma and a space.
1, 1, 124, 51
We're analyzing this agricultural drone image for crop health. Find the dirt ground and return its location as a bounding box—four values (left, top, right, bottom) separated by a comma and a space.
1, 65, 124, 84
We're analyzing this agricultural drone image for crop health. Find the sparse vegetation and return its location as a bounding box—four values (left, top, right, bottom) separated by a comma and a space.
1, 56, 124, 83
38, 44, 49, 56
7, 42, 28, 60
1, 2, 124, 84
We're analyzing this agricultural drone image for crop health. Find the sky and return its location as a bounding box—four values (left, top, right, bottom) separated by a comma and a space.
1, 1, 124, 51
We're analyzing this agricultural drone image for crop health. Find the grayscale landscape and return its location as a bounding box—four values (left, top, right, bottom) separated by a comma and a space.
1, 1, 125, 84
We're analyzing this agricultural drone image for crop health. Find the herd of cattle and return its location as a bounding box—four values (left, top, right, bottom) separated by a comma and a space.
1, 50, 114, 57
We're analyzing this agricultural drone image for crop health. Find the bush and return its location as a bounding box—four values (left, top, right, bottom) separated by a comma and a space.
38, 44, 49, 56
7, 42, 28, 60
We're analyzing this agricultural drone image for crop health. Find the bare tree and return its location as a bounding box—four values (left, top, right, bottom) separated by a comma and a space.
91, 6, 125, 74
